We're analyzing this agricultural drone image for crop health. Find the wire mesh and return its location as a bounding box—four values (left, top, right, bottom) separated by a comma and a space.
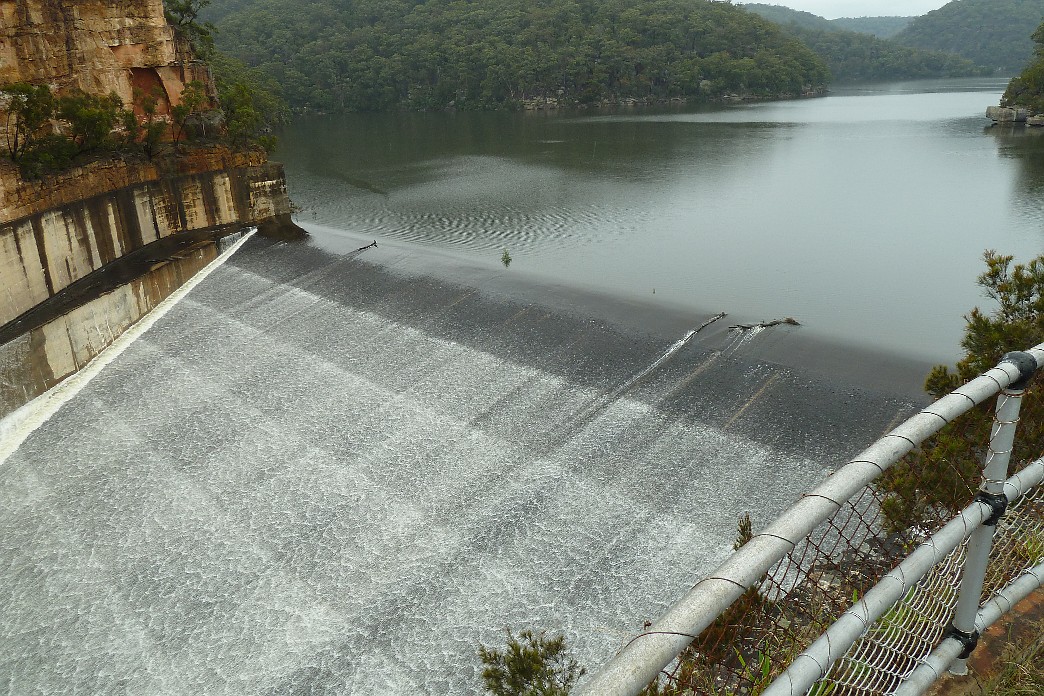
645, 385, 1044, 696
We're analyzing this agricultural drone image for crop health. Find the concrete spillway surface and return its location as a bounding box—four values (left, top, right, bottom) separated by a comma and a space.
0, 233, 929, 694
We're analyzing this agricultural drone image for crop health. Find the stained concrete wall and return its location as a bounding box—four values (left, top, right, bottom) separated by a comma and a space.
0, 243, 217, 415
0, 155, 293, 327
0, 146, 299, 417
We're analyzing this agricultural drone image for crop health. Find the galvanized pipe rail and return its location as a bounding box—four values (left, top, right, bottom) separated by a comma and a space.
760, 456, 1044, 696
578, 346, 1044, 696
893, 556, 1044, 696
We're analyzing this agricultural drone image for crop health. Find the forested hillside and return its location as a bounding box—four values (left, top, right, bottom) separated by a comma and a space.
742, 4, 985, 82
894, 0, 1044, 73
739, 4, 912, 38
739, 4, 833, 31
1002, 20, 1044, 112
208, 0, 829, 113
830, 16, 911, 39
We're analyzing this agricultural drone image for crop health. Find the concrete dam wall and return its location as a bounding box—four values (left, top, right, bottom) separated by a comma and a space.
0, 151, 297, 415
0, 232, 933, 694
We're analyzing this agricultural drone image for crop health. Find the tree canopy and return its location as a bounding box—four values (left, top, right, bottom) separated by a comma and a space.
208, 0, 830, 113
1002, 20, 1044, 112
830, 16, 912, 39
881, 251, 1044, 529
893, 0, 1044, 73
742, 3, 987, 83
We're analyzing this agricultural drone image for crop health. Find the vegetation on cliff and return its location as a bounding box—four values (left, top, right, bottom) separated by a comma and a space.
742, 4, 987, 83
1002, 20, 1044, 112
206, 0, 829, 113
0, 1, 287, 178
2, 85, 137, 176
893, 0, 1044, 74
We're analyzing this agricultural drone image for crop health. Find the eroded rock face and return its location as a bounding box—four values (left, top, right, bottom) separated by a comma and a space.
986, 105, 1029, 123
0, 0, 207, 113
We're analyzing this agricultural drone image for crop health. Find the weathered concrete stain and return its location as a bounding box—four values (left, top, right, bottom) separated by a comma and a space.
0, 243, 218, 415
0, 155, 298, 328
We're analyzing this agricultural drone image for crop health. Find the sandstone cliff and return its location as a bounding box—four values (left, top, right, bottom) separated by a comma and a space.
0, 0, 301, 416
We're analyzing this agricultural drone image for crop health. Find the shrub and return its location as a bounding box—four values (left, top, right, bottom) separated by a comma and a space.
478, 629, 585, 696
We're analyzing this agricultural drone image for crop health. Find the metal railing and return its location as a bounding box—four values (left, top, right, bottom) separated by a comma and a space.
579, 346, 1044, 696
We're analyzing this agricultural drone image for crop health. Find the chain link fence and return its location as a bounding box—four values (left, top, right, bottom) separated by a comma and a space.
581, 349, 1044, 696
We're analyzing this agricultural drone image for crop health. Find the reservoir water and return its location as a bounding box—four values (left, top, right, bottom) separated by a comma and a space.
280, 77, 1044, 363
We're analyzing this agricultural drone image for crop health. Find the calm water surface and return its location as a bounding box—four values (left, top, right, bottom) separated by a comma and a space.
278, 78, 1044, 362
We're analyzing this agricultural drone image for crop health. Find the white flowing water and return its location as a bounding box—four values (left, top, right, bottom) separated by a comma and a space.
0, 235, 909, 695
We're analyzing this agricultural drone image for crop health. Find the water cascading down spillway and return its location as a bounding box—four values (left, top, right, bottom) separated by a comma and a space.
0, 233, 930, 694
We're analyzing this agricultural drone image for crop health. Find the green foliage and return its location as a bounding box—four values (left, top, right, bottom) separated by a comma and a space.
171, 80, 209, 144
740, 4, 914, 39
478, 629, 585, 696
738, 4, 835, 32
893, 0, 1044, 73
733, 511, 753, 551
501, 249, 512, 268
56, 90, 124, 153
219, 82, 266, 147
209, 0, 830, 113
1002, 20, 1044, 112
2, 83, 133, 175
2, 82, 55, 161
130, 86, 169, 159
830, 17, 913, 40
17, 135, 78, 179
742, 4, 987, 83
880, 251, 1044, 530
164, 0, 216, 58
210, 51, 290, 130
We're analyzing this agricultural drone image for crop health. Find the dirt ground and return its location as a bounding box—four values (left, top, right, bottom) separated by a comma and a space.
927, 588, 1044, 695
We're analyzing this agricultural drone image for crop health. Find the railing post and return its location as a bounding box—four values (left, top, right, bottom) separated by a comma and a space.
946, 351, 1036, 675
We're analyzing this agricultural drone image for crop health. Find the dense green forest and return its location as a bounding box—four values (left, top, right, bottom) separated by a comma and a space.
739, 4, 910, 39
1002, 20, 1044, 112
894, 0, 1044, 73
830, 16, 912, 39
742, 4, 986, 82
207, 0, 829, 113
739, 5, 911, 39
734, 4, 914, 38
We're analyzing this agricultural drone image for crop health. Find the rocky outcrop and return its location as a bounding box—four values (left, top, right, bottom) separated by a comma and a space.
987, 105, 1030, 123
0, 0, 210, 123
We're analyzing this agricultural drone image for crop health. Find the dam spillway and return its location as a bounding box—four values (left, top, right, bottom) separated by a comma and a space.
0, 232, 929, 694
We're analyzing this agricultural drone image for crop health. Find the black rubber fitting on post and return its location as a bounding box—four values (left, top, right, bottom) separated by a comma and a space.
973, 491, 1008, 526
1001, 351, 1038, 389
943, 624, 980, 659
